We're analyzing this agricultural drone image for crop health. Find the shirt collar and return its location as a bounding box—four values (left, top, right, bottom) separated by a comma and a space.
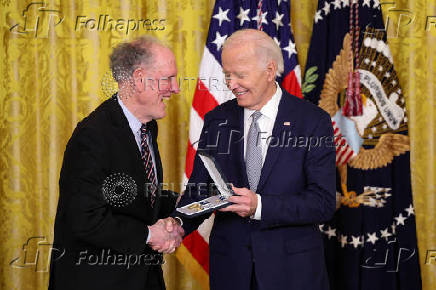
244, 82, 282, 122
117, 95, 142, 136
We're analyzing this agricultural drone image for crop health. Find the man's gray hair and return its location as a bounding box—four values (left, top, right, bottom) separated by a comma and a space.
223, 29, 284, 76
110, 36, 165, 83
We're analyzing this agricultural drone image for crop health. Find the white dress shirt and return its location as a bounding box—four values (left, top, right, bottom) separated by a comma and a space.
117, 96, 158, 177
243, 83, 282, 220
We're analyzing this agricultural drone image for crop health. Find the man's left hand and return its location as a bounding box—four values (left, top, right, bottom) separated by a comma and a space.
219, 185, 258, 218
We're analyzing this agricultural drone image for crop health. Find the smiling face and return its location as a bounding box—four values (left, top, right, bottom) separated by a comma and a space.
125, 45, 179, 123
222, 43, 277, 111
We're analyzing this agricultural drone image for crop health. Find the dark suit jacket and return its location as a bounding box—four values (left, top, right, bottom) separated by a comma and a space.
49, 95, 178, 290
177, 90, 336, 290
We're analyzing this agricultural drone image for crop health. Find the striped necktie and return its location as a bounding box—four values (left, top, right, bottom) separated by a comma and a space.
140, 123, 157, 207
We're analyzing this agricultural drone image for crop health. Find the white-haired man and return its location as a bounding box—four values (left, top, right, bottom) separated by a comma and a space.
50, 36, 184, 290
176, 29, 336, 290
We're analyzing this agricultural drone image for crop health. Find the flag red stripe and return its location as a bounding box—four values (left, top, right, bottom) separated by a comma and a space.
343, 149, 354, 164
337, 139, 347, 154
183, 230, 210, 273
192, 80, 219, 120
336, 139, 345, 154
282, 70, 303, 99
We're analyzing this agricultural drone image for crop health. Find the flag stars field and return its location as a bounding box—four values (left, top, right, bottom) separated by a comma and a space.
405, 204, 415, 216
213, 7, 230, 26
314, 10, 323, 24
341, 0, 350, 8
366, 232, 379, 245
395, 213, 407, 226
273, 37, 281, 47
325, 226, 337, 239
340, 235, 348, 247
252, 10, 268, 25
211, 31, 227, 51
283, 41, 296, 58
236, 7, 250, 26
373, 0, 381, 9
272, 12, 284, 30
333, 0, 342, 10
351, 235, 363, 248
323, 1, 331, 16
380, 228, 392, 240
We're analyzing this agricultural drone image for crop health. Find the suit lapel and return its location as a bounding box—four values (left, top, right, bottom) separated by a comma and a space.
236, 105, 249, 188
108, 95, 144, 173
148, 120, 163, 183
212, 101, 248, 188
147, 120, 163, 221
257, 92, 296, 193
108, 95, 161, 218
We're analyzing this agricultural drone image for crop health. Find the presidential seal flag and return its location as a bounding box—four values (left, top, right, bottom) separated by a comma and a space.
177, 0, 301, 287
304, 1, 421, 289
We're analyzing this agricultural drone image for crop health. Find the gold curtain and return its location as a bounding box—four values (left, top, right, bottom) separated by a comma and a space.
0, 1, 434, 290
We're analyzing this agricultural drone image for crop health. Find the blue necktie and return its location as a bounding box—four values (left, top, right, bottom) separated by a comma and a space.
246, 111, 262, 192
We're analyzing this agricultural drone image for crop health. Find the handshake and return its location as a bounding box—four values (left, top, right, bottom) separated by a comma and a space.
147, 217, 184, 254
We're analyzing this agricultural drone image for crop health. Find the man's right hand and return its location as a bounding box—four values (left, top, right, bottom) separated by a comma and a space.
147, 218, 184, 254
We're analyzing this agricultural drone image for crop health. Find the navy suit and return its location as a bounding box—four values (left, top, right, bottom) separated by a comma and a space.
177, 89, 336, 290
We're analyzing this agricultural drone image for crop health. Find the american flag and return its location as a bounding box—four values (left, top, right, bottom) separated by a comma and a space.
179, 0, 302, 284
